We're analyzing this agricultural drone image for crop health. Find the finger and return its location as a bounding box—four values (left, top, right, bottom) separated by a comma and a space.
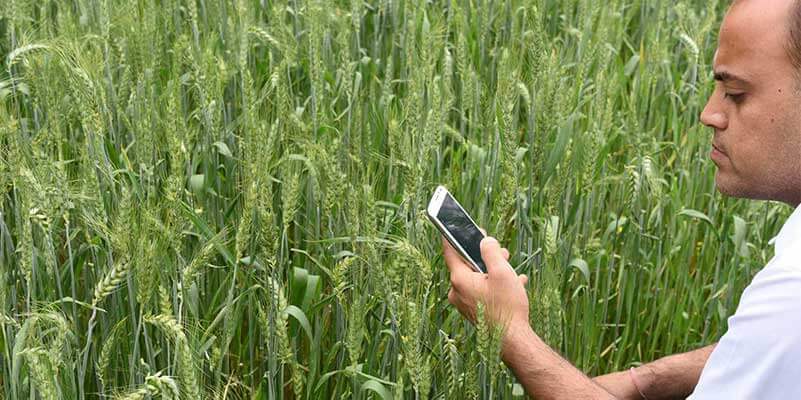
519, 274, 529, 286
451, 270, 489, 302
450, 291, 477, 323
448, 288, 458, 305
449, 269, 470, 292
501, 248, 510, 261
441, 235, 474, 274
480, 236, 514, 277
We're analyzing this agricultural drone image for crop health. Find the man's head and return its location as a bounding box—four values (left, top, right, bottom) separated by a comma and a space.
700, 0, 801, 206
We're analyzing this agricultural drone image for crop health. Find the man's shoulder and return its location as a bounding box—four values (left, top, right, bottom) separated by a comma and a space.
746, 258, 801, 294
728, 261, 801, 333
689, 261, 801, 399
769, 248, 801, 276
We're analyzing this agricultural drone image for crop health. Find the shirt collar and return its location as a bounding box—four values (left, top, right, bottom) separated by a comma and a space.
771, 205, 801, 254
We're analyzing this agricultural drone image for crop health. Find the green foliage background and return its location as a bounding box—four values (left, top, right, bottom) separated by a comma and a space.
0, 0, 792, 398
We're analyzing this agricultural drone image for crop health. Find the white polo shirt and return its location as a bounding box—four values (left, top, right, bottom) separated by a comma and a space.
689, 205, 801, 399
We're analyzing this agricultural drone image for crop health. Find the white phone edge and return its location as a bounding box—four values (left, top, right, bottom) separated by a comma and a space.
426, 185, 486, 273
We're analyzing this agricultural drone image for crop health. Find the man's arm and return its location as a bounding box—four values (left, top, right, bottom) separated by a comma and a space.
441, 234, 715, 399
502, 327, 715, 400
443, 236, 617, 399
501, 320, 617, 400
593, 344, 716, 400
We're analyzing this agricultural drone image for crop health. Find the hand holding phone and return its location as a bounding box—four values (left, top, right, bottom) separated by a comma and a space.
427, 186, 530, 333
425, 185, 488, 273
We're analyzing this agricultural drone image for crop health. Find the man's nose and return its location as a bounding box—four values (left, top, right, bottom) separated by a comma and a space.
700, 94, 727, 130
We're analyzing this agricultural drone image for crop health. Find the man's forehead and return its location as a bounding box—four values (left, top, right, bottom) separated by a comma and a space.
711, 48, 753, 81
714, 0, 795, 79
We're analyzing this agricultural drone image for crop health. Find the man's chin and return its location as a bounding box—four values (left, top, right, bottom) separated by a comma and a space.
714, 172, 776, 201
714, 183, 737, 198
714, 171, 744, 198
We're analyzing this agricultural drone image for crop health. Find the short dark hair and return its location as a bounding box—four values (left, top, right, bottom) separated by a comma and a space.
788, 1, 801, 69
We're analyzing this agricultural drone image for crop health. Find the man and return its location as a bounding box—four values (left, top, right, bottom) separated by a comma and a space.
442, 0, 801, 398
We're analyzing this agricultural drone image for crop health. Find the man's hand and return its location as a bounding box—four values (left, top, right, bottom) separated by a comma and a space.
441, 232, 711, 400
442, 232, 618, 400
442, 233, 530, 333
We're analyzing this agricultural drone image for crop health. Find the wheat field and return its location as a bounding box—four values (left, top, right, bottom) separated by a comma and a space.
0, 0, 792, 398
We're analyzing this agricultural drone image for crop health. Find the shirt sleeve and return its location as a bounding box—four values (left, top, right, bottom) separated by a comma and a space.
688, 265, 801, 399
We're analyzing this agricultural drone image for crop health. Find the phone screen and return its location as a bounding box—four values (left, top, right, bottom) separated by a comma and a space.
438, 193, 487, 272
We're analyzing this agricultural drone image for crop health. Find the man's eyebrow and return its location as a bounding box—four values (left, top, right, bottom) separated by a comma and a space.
713, 70, 750, 84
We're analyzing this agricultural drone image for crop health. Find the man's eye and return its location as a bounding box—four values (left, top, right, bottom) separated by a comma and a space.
724, 92, 745, 103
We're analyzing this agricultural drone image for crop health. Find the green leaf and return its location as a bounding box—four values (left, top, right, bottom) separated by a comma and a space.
301, 274, 321, 311
252, 379, 266, 400
678, 209, 720, 239
179, 202, 235, 266
189, 174, 205, 192
291, 267, 309, 306
568, 258, 590, 282
375, 201, 399, 210
678, 208, 713, 226
514, 146, 528, 164
213, 141, 233, 158
732, 215, 749, 257
624, 54, 640, 76
11, 317, 36, 398
49, 297, 106, 313
512, 383, 525, 397
544, 120, 573, 181
285, 305, 313, 342
361, 379, 393, 400
605, 215, 628, 237
314, 368, 342, 393
289, 248, 333, 280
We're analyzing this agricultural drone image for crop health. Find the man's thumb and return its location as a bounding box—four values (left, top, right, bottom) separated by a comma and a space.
480, 237, 510, 275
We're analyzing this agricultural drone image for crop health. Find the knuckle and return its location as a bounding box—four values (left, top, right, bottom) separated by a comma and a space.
449, 274, 463, 290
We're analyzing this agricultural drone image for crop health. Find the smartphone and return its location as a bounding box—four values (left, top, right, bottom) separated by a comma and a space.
426, 185, 487, 273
